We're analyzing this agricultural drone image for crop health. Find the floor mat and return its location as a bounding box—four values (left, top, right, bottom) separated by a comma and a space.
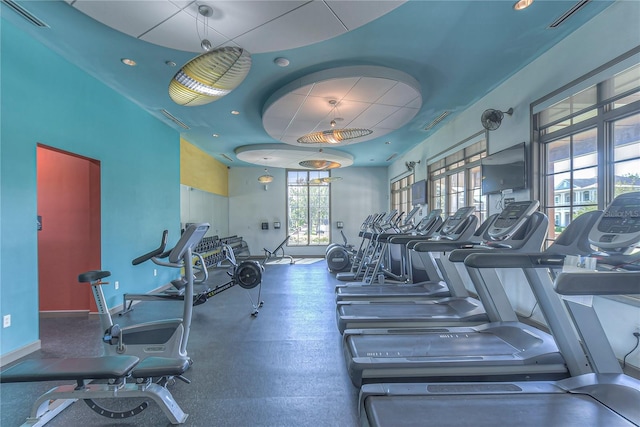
265, 258, 324, 265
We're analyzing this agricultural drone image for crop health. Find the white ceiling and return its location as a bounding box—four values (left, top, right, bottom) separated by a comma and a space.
235, 143, 354, 169
67, 0, 406, 54
262, 66, 422, 147
6, 1, 617, 169
65, 0, 408, 167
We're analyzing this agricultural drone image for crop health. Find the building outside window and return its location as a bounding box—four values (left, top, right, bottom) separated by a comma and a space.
535, 62, 640, 245
287, 170, 331, 245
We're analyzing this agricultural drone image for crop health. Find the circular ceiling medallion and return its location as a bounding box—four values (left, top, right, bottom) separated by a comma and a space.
263, 66, 421, 147
235, 143, 354, 169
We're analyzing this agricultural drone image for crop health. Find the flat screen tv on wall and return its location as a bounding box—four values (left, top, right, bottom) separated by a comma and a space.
411, 179, 428, 205
481, 142, 527, 195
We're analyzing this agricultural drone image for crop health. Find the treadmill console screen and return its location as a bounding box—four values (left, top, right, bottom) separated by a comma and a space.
494, 202, 532, 225
415, 209, 442, 233
487, 200, 539, 240
589, 192, 640, 249
452, 207, 475, 221
424, 209, 442, 221
441, 207, 475, 235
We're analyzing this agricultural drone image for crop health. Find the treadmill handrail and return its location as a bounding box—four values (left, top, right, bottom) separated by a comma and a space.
463, 253, 566, 269
413, 241, 477, 253
554, 271, 640, 296
388, 235, 433, 245
448, 246, 523, 263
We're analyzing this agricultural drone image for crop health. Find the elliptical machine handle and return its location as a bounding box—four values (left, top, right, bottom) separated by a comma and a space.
132, 230, 169, 265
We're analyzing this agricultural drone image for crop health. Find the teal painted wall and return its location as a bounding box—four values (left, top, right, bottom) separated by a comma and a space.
1, 19, 181, 357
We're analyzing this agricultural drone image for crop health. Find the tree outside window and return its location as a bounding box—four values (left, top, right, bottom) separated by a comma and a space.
287, 170, 331, 245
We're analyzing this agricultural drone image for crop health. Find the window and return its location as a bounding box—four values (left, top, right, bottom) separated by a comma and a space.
287, 170, 331, 246
429, 137, 487, 223
391, 174, 414, 218
536, 63, 640, 246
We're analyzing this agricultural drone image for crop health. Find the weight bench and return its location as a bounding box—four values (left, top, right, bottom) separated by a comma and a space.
1, 355, 189, 425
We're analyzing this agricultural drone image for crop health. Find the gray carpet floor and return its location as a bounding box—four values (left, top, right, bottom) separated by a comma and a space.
0, 261, 359, 426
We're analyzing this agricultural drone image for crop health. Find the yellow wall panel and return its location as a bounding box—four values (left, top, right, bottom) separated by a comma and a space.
180, 139, 228, 196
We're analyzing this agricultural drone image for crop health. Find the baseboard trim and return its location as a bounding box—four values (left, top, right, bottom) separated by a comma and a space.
39, 310, 89, 318
0, 340, 41, 368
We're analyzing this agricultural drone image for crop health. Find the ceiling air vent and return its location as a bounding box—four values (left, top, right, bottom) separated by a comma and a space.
424, 111, 450, 131
549, 0, 591, 28
2, 0, 49, 27
386, 153, 398, 162
160, 109, 190, 129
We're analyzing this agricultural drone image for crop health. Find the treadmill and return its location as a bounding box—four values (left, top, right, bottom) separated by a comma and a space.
342, 203, 602, 387
375, 209, 444, 283
335, 207, 482, 302
403, 207, 476, 285
336, 206, 468, 294
358, 192, 640, 427
336, 201, 543, 334
383, 207, 473, 283
342, 209, 427, 285
353, 207, 441, 285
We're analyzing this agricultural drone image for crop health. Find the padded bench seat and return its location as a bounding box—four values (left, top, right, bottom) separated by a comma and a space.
0, 355, 138, 383
132, 356, 190, 379
0, 355, 190, 383
0, 355, 190, 425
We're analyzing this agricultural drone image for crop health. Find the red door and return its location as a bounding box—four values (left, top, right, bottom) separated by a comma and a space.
37, 145, 101, 312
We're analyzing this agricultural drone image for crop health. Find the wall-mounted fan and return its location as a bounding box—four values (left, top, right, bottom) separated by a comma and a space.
481, 108, 513, 131
405, 160, 420, 171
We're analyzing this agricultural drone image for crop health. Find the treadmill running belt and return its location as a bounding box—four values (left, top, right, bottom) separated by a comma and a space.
338, 298, 482, 318
336, 283, 445, 297
364, 393, 636, 427
348, 332, 520, 358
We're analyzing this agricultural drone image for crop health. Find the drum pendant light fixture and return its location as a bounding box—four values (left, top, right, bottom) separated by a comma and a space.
168, 5, 251, 106
299, 160, 341, 170
258, 168, 273, 184
297, 100, 372, 144
296, 128, 373, 144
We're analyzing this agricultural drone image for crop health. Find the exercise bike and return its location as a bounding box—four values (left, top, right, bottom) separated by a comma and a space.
79, 223, 210, 365
0, 224, 210, 425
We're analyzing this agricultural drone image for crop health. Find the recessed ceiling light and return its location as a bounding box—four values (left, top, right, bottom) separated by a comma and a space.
121, 58, 136, 66
212, 133, 219, 138
513, 0, 533, 11
385, 141, 391, 145
274, 57, 290, 67
231, 110, 240, 115
165, 60, 177, 67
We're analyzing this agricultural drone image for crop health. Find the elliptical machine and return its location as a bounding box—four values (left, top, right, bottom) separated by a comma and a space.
326, 214, 384, 273
326, 229, 355, 273
79, 223, 209, 365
